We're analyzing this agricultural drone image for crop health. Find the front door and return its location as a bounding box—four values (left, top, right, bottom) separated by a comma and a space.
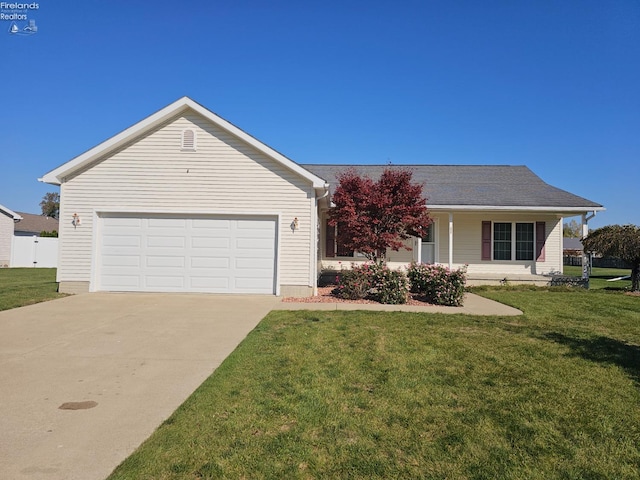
421, 223, 436, 264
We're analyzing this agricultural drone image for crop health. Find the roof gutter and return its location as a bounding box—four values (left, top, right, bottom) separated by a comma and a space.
428, 205, 606, 213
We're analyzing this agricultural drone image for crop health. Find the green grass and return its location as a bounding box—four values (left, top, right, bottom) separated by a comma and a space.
0, 268, 65, 311
564, 265, 632, 290
108, 289, 640, 480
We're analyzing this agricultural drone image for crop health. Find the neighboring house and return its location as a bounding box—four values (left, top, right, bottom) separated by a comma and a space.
0, 204, 22, 267
39, 97, 604, 295
563, 237, 583, 256
0, 208, 59, 268
14, 212, 59, 236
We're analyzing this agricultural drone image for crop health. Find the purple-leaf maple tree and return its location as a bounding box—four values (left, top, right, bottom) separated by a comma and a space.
328, 168, 431, 262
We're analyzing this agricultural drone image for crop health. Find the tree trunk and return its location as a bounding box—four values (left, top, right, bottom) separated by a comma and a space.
632, 263, 640, 293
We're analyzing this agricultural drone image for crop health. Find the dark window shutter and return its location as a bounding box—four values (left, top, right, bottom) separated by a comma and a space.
536, 221, 546, 261
481, 221, 491, 260
325, 219, 335, 258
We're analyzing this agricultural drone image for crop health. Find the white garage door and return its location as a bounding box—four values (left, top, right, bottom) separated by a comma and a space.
97, 215, 277, 294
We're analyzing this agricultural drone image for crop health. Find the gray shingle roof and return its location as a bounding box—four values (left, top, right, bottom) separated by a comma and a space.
301, 164, 603, 210
15, 212, 59, 235
563, 238, 583, 251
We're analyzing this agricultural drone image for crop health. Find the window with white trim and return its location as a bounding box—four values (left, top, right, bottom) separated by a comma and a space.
181, 129, 196, 151
493, 222, 534, 261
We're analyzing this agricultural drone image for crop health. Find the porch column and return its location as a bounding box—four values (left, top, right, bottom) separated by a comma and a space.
448, 213, 453, 269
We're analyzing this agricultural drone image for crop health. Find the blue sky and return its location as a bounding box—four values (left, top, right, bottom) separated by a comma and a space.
1, 0, 638, 229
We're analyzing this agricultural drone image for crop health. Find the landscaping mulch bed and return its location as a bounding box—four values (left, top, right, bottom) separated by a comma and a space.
282, 286, 434, 306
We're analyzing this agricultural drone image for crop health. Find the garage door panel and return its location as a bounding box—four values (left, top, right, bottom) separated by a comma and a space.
146, 236, 186, 248
191, 256, 229, 268
191, 237, 230, 249
236, 257, 273, 269
148, 218, 187, 228
190, 276, 230, 289
236, 238, 272, 250
103, 217, 142, 227
101, 274, 140, 288
98, 215, 276, 293
103, 235, 141, 247
146, 256, 185, 268
192, 218, 231, 229
234, 276, 273, 291
102, 255, 141, 267
146, 275, 185, 288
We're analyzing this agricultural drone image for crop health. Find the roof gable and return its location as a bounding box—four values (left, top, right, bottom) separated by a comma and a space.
0, 204, 22, 220
40, 97, 327, 189
301, 164, 604, 213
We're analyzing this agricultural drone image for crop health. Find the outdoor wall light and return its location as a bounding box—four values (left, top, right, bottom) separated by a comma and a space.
72, 213, 81, 228
291, 217, 299, 232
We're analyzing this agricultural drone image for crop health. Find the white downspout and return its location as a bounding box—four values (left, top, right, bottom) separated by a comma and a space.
581, 211, 596, 279
448, 213, 453, 269
311, 184, 330, 296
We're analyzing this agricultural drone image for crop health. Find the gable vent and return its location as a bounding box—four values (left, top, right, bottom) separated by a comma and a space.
181, 129, 196, 151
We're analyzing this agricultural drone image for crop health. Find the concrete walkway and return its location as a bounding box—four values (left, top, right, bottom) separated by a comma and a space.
276, 293, 523, 316
0, 293, 279, 480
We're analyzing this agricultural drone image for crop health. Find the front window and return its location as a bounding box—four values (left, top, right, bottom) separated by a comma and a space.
493, 223, 512, 260
493, 222, 534, 261
515, 223, 534, 260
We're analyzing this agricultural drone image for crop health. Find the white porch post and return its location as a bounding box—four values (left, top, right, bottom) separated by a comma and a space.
448, 213, 453, 269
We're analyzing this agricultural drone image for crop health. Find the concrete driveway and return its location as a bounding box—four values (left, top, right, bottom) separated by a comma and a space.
0, 293, 278, 480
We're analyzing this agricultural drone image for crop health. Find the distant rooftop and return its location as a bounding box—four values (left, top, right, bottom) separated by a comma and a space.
563, 237, 583, 251
15, 212, 59, 235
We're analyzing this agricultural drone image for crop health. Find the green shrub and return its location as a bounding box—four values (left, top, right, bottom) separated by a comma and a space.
407, 262, 467, 306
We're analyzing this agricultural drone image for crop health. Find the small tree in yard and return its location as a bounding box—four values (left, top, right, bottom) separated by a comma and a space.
582, 224, 640, 292
328, 168, 431, 262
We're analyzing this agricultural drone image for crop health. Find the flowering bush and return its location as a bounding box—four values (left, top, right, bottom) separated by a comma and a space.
334, 263, 374, 299
334, 262, 408, 304
368, 262, 409, 304
407, 262, 467, 306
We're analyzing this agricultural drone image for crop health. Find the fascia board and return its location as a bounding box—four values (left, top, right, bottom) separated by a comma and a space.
39, 97, 193, 185
428, 205, 606, 213
0, 204, 22, 220
39, 97, 327, 190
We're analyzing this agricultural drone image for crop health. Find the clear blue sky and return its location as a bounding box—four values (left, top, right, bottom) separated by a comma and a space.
2, 0, 638, 229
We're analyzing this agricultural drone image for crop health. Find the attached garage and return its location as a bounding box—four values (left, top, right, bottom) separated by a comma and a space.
96, 214, 278, 294
39, 97, 330, 296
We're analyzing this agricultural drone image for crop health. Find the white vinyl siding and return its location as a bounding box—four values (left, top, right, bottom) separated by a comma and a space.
320, 211, 562, 276
435, 212, 561, 275
57, 113, 315, 290
0, 212, 13, 267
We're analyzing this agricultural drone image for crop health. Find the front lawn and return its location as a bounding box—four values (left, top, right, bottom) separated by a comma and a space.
108, 288, 640, 479
0, 268, 65, 311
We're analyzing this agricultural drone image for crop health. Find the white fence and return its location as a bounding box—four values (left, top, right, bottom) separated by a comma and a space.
10, 236, 59, 268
